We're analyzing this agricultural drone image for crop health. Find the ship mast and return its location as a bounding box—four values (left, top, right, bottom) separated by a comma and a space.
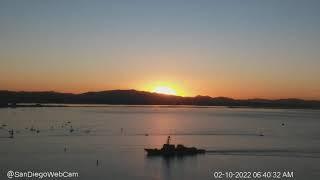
166, 136, 171, 144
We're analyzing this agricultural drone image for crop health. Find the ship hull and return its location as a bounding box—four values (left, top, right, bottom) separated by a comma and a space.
144, 148, 205, 156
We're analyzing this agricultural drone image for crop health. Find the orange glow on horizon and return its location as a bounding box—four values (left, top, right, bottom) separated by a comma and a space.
152, 86, 177, 95
141, 81, 187, 96
2, 80, 320, 100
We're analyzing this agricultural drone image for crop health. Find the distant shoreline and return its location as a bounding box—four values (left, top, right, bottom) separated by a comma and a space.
1, 89, 320, 109
1, 103, 320, 110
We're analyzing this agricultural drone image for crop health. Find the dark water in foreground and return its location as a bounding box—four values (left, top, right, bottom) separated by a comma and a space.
1, 106, 320, 179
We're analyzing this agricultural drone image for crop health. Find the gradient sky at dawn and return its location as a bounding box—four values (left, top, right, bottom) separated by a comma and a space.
1, 0, 320, 99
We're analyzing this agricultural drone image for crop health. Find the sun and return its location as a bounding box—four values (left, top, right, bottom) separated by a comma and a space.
152, 86, 177, 95
141, 81, 186, 96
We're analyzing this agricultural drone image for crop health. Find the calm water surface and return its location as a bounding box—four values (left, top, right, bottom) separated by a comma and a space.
1, 106, 320, 179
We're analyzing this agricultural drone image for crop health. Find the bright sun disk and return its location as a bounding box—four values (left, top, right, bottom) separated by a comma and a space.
153, 86, 177, 95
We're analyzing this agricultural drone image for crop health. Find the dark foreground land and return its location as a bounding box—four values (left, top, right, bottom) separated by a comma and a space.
1, 90, 320, 109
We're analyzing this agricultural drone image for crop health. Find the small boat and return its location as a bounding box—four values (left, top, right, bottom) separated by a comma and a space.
145, 136, 205, 156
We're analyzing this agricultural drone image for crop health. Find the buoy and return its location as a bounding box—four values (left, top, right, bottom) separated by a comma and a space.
70, 126, 74, 133
9, 129, 14, 138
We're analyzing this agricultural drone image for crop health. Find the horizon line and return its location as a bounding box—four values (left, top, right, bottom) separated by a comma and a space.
1, 89, 319, 101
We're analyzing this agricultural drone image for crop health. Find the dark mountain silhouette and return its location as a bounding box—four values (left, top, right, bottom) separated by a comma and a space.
0, 89, 320, 109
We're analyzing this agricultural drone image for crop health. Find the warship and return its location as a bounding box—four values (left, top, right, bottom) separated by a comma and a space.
145, 136, 205, 156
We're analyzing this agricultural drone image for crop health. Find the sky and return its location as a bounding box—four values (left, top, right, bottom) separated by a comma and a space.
0, 0, 320, 99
